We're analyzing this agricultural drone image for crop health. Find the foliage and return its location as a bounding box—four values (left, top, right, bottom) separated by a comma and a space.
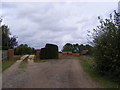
92, 10, 120, 82
62, 43, 93, 54
40, 44, 58, 59
14, 55, 22, 61
80, 56, 119, 88
62, 43, 73, 52
14, 44, 35, 55
0, 25, 18, 50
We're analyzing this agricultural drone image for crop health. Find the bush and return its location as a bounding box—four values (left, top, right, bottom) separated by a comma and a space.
92, 11, 120, 82
40, 44, 58, 59
14, 44, 35, 55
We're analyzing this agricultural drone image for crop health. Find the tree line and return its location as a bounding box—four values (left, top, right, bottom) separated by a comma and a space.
62, 43, 93, 55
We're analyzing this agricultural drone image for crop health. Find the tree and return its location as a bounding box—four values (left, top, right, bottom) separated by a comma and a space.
14, 44, 35, 55
62, 43, 93, 54
78, 44, 85, 51
72, 44, 79, 53
0, 25, 18, 50
92, 10, 120, 81
62, 43, 73, 52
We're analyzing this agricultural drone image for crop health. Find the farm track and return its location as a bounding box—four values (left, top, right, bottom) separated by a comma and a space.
2, 55, 101, 88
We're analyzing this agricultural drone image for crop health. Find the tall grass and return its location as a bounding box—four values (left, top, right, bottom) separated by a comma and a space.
2, 60, 16, 71
80, 56, 119, 88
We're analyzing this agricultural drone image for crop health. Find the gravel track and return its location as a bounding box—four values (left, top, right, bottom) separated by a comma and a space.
2, 55, 100, 88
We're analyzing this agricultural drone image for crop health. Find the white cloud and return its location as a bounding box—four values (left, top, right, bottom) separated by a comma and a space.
2, 0, 120, 2
1, 2, 118, 50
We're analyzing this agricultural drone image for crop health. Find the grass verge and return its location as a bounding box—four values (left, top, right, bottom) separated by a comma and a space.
80, 56, 119, 88
14, 55, 22, 61
2, 60, 16, 72
19, 56, 28, 69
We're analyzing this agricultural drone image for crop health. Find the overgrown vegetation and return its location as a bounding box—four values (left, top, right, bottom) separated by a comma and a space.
14, 55, 22, 61
14, 44, 35, 55
2, 60, 16, 71
91, 10, 120, 83
80, 56, 119, 88
19, 56, 28, 69
2, 55, 22, 71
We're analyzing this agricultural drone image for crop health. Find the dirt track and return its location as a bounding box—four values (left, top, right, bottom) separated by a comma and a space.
3, 55, 100, 88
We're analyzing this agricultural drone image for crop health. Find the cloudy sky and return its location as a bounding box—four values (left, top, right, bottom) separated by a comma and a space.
1, 1, 119, 50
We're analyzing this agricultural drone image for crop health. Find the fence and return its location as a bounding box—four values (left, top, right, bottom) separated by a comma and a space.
1, 50, 8, 60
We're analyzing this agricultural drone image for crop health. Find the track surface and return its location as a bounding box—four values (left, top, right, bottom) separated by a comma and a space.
3, 55, 100, 88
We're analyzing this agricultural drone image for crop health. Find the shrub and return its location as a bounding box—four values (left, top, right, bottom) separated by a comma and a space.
14, 44, 35, 55
92, 11, 120, 82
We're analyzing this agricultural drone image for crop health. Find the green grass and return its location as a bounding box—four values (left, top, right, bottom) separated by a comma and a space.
2, 60, 16, 71
19, 56, 28, 69
14, 55, 22, 61
80, 56, 120, 88
1, 55, 22, 72
14, 55, 22, 58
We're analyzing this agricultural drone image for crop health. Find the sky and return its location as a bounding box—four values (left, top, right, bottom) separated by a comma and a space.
1, 1, 119, 50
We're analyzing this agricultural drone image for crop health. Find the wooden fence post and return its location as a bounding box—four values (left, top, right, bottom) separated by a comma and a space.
35, 49, 40, 59
8, 49, 14, 60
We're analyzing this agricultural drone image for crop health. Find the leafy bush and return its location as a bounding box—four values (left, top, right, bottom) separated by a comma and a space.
80, 56, 119, 88
92, 11, 120, 82
14, 44, 35, 55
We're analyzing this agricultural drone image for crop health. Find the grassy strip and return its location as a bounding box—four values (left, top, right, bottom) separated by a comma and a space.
14, 55, 22, 58
2, 55, 22, 72
80, 56, 119, 88
14, 55, 22, 61
19, 56, 28, 69
2, 60, 16, 72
